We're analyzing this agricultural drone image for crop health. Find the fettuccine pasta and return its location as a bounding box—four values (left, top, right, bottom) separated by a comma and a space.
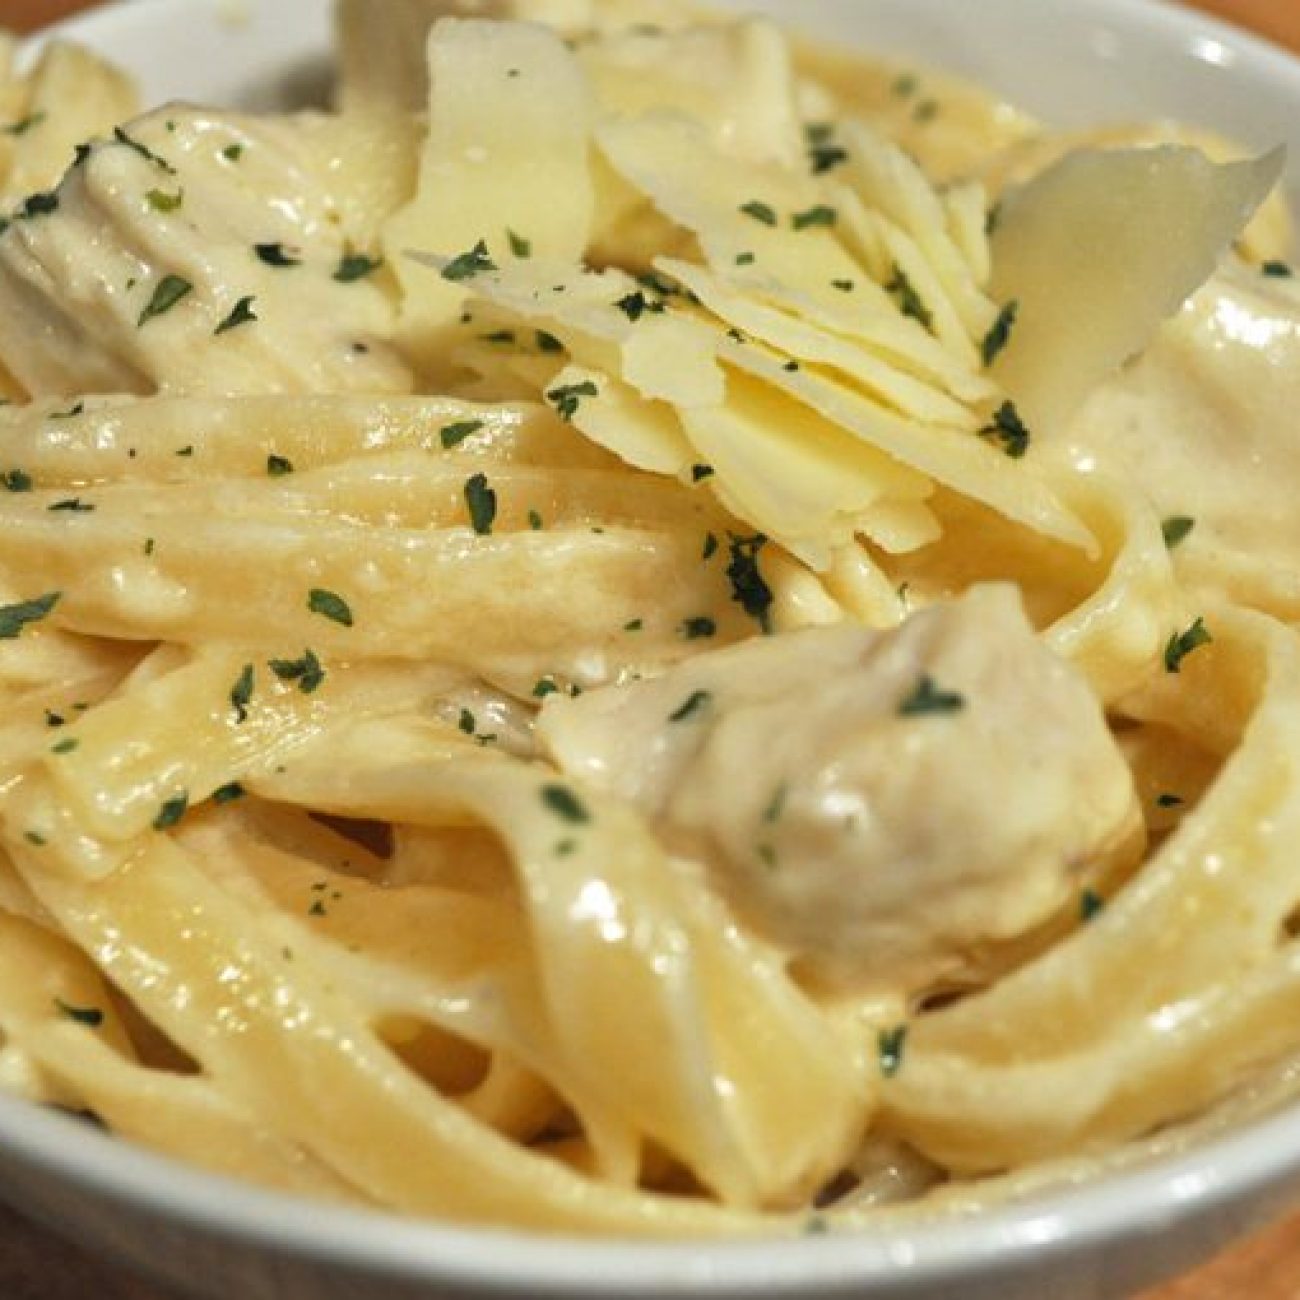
0, 0, 1298, 1236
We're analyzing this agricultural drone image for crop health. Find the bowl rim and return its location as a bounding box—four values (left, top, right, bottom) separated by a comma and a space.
7, 0, 1300, 1292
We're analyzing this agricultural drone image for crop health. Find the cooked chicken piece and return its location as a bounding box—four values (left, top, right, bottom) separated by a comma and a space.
0, 105, 410, 398
539, 584, 1143, 991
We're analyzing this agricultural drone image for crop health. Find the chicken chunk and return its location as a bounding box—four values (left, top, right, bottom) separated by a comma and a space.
0, 105, 410, 398
538, 585, 1142, 991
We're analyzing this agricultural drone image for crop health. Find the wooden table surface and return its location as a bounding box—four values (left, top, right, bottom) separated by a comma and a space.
3, 0, 1300, 1297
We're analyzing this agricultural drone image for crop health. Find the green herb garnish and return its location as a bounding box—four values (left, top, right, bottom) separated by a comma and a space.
230, 663, 254, 723
440, 239, 496, 282
153, 793, 189, 830
979, 400, 1031, 459
980, 300, 1019, 367
898, 675, 965, 716
739, 200, 777, 227
255, 242, 300, 267
541, 783, 590, 824
214, 295, 257, 335
1161, 516, 1195, 549
0, 592, 60, 639
138, 274, 193, 326
1164, 617, 1211, 673
268, 649, 324, 694
440, 419, 484, 449
307, 588, 353, 627
668, 690, 712, 723
464, 473, 497, 535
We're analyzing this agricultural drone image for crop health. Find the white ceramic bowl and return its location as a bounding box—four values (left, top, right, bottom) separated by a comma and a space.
6, 2, 1300, 1297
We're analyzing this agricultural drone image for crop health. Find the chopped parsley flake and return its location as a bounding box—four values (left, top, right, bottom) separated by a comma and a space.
214, 295, 258, 335
18, 191, 59, 219
255, 242, 300, 267
892, 73, 919, 98
739, 200, 777, 227
146, 188, 183, 213
50, 738, 78, 755
441, 239, 496, 282
55, 999, 103, 1028
481, 329, 515, 344
152, 792, 189, 830
623, 618, 643, 632
980, 300, 1019, 367
885, 264, 933, 331
222, 143, 244, 162
877, 1025, 907, 1078
913, 98, 940, 123
49, 401, 84, 420
535, 330, 564, 353
48, 497, 93, 512
2, 113, 45, 137
458, 708, 476, 735
541, 783, 590, 824
702, 532, 719, 560
268, 649, 324, 694
307, 588, 353, 627
267, 454, 293, 476
614, 290, 663, 322
831, 278, 855, 292
680, 616, 717, 640
532, 677, 560, 699
138, 274, 193, 327
1080, 889, 1105, 922
1, 469, 32, 492
1161, 516, 1196, 549
1262, 260, 1293, 278
726, 533, 774, 633
0, 592, 60, 640
1156, 792, 1184, 808
691, 464, 714, 483
440, 419, 484, 449
506, 228, 531, 258
230, 663, 254, 723
792, 205, 837, 231
546, 380, 598, 422
764, 783, 788, 824
464, 472, 497, 535
114, 126, 176, 175
334, 252, 382, 283
527, 509, 543, 530
979, 400, 1031, 459
1164, 617, 1211, 673
24, 831, 46, 846
898, 675, 965, 716
735, 251, 756, 266
668, 690, 712, 723
805, 123, 849, 174
212, 782, 246, 804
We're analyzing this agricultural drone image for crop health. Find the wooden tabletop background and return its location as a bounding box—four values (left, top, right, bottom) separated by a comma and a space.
3, 0, 1300, 1297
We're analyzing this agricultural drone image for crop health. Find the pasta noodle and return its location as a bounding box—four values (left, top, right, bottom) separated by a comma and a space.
0, 0, 1298, 1239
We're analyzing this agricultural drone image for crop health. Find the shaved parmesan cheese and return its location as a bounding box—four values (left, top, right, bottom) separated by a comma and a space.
596, 113, 865, 313
383, 20, 594, 368
720, 336, 1093, 553
409, 256, 726, 408
989, 145, 1284, 432
657, 257, 977, 428
837, 123, 999, 342
578, 20, 803, 168
564, 366, 696, 476
679, 370, 934, 569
